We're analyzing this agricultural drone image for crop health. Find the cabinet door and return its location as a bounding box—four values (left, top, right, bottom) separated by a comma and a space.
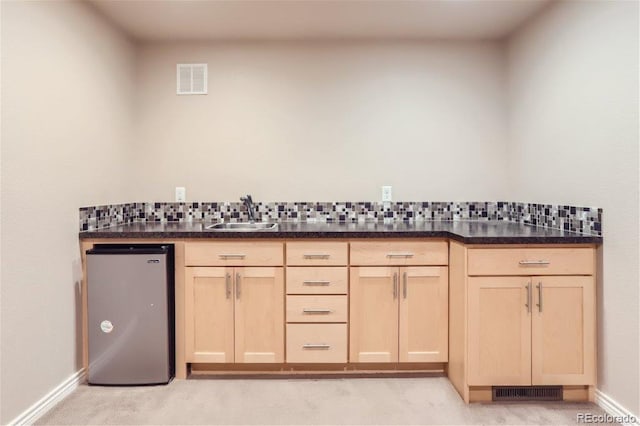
185, 267, 234, 363
399, 267, 448, 362
531, 276, 595, 385
234, 267, 284, 363
349, 267, 399, 362
468, 277, 531, 385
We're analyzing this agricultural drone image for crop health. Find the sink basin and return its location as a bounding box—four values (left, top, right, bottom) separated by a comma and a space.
205, 222, 278, 231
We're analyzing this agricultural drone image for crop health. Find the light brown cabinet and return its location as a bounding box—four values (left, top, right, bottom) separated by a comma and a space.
286, 267, 348, 294
350, 240, 448, 266
285, 241, 349, 363
185, 242, 284, 364
185, 241, 283, 266
449, 242, 596, 402
82, 235, 598, 400
467, 275, 594, 386
531, 276, 595, 385
399, 266, 449, 363
467, 276, 532, 385
286, 323, 347, 363
350, 266, 399, 362
286, 295, 348, 323
185, 267, 234, 363
286, 241, 348, 266
349, 241, 449, 363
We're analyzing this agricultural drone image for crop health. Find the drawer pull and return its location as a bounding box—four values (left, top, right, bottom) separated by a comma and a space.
403, 272, 408, 299
393, 272, 398, 299
519, 260, 550, 265
302, 344, 331, 350
537, 282, 543, 312
236, 273, 241, 299
225, 274, 231, 299
302, 309, 332, 314
386, 252, 414, 258
302, 280, 331, 286
303, 254, 330, 259
219, 254, 246, 259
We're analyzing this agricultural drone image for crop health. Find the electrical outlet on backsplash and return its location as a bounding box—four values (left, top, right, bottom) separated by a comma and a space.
79, 200, 602, 236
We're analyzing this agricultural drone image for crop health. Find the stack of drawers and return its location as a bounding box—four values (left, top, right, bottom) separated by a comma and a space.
285, 242, 349, 363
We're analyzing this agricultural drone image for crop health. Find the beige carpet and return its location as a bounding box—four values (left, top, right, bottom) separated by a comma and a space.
36, 377, 609, 425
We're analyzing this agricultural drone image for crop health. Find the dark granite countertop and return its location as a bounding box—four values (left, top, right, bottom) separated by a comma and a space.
79, 221, 602, 244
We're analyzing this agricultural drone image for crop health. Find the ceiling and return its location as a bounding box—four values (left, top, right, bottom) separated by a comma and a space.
88, 0, 552, 42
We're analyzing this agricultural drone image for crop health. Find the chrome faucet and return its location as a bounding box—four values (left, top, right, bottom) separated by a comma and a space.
240, 194, 256, 223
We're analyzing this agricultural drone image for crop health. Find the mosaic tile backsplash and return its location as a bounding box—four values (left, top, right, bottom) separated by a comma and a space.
79, 201, 602, 236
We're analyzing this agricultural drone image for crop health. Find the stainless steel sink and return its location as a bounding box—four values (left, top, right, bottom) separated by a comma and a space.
205, 222, 278, 231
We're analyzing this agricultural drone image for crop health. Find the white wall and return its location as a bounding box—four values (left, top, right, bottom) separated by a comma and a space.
0, 2, 137, 422
2, 0, 638, 422
133, 41, 510, 202
507, 0, 639, 415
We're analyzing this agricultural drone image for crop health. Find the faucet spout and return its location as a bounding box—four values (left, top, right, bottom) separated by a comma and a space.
240, 194, 256, 223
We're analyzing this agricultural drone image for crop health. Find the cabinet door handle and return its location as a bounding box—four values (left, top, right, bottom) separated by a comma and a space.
537, 282, 543, 312
403, 272, 408, 299
219, 254, 246, 259
235, 273, 241, 299
386, 252, 414, 258
302, 344, 330, 350
393, 272, 398, 299
303, 254, 330, 259
302, 309, 332, 314
225, 273, 231, 299
525, 282, 531, 313
302, 280, 330, 286
519, 260, 550, 265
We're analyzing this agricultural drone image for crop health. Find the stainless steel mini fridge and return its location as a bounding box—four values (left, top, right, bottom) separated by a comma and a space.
86, 244, 175, 385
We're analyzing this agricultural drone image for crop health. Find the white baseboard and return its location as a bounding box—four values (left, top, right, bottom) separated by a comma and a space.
595, 389, 639, 426
8, 368, 86, 426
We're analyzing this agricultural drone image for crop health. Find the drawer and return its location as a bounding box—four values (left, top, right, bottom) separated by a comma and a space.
350, 241, 448, 266
286, 295, 348, 323
286, 324, 347, 363
286, 241, 348, 266
467, 247, 595, 276
185, 242, 283, 266
286, 267, 348, 294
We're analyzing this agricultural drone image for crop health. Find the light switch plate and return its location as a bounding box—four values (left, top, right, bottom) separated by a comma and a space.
175, 187, 186, 202
381, 185, 392, 202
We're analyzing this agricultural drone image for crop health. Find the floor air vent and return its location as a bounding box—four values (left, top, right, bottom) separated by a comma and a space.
492, 386, 562, 401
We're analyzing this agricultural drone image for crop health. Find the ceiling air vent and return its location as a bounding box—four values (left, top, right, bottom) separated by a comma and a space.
176, 63, 207, 95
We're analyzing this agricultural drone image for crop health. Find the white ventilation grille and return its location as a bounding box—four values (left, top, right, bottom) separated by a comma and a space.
176, 63, 207, 95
